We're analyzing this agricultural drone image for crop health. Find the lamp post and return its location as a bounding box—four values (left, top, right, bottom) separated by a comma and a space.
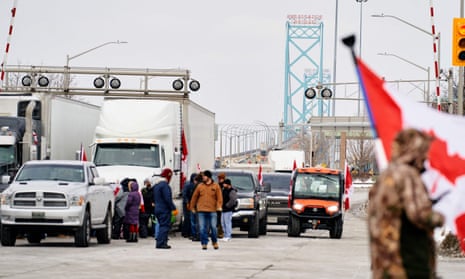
378, 52, 430, 104
64, 40, 128, 89
371, 13, 443, 112
356, 0, 367, 117
371, 14, 439, 61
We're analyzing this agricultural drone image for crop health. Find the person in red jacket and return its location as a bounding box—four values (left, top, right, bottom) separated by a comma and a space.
189, 170, 223, 250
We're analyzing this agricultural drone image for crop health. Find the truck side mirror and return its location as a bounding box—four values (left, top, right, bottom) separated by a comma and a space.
93, 177, 106, 185
2, 175, 10, 184
261, 182, 271, 193
173, 152, 181, 172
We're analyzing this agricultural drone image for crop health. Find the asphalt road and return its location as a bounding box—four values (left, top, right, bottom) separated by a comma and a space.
0, 188, 463, 279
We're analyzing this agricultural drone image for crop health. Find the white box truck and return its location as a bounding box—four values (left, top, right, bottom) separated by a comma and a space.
268, 149, 305, 172
90, 98, 215, 223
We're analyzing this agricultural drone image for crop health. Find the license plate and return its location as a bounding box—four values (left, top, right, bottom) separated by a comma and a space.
32, 212, 45, 218
267, 216, 278, 223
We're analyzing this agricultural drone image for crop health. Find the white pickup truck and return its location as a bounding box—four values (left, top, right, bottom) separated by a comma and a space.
0, 160, 114, 247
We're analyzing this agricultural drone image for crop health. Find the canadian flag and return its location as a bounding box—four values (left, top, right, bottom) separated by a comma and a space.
352, 50, 465, 251
292, 159, 297, 171
344, 161, 353, 211
80, 143, 87, 161
257, 164, 263, 186
181, 129, 189, 188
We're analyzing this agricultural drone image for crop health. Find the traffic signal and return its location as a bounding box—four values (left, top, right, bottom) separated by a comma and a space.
452, 18, 465, 66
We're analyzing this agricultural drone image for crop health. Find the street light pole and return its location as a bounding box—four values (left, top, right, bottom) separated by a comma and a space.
371, 14, 440, 66
372, 13, 442, 111
64, 40, 128, 90
378, 52, 430, 104
356, 0, 367, 117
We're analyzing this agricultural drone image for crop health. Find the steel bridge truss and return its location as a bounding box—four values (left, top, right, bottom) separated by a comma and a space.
283, 22, 328, 126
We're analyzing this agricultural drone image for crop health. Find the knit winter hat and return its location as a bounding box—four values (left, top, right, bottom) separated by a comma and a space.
203, 170, 212, 179
160, 168, 173, 178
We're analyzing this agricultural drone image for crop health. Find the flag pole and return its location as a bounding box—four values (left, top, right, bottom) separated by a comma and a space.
342, 35, 388, 169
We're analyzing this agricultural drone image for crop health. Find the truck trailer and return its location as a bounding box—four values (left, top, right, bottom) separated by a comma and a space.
91, 98, 215, 224
0, 95, 101, 192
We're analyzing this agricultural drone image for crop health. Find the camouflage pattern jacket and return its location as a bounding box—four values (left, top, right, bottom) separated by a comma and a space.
368, 129, 444, 279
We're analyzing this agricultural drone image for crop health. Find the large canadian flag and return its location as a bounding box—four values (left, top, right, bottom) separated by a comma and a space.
354, 55, 465, 251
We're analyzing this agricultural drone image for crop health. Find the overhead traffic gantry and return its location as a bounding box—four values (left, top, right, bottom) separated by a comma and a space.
1, 65, 201, 100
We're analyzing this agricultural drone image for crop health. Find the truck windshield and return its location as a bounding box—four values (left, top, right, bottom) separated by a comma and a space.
94, 143, 160, 168
262, 173, 292, 192
293, 173, 340, 199
220, 173, 255, 192
0, 146, 15, 164
16, 164, 85, 182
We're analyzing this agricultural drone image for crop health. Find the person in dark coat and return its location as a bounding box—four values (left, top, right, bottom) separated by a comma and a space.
139, 178, 154, 238
124, 181, 141, 242
181, 173, 197, 238
221, 178, 237, 241
153, 168, 177, 249
112, 177, 134, 239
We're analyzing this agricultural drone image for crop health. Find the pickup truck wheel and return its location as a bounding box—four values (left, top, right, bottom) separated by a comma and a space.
1, 225, 16, 246
329, 217, 343, 239
75, 210, 91, 247
259, 215, 267, 235
96, 207, 112, 244
287, 214, 301, 237
247, 214, 259, 238
26, 232, 43, 244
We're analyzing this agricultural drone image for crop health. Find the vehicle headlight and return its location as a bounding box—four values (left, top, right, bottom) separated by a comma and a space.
0, 192, 12, 205
292, 202, 305, 213
236, 198, 254, 209
70, 195, 85, 206
327, 205, 339, 215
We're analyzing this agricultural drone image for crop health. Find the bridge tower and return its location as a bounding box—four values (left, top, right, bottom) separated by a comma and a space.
283, 15, 331, 126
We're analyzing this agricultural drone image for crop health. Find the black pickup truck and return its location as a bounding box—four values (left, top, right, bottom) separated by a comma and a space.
211, 169, 270, 238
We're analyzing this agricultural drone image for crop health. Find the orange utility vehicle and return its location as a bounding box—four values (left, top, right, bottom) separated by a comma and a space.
287, 167, 345, 238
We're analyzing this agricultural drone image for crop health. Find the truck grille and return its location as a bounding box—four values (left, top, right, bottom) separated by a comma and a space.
267, 198, 288, 209
13, 191, 68, 208
303, 207, 327, 217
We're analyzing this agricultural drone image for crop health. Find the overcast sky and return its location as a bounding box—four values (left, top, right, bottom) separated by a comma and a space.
0, 1, 459, 125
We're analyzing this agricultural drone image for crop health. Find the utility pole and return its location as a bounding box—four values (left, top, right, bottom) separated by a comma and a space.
459, 0, 465, 115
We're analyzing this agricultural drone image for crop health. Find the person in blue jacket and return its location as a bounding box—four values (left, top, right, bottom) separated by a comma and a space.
153, 168, 177, 249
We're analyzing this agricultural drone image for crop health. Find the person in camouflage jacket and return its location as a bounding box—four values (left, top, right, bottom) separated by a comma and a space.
368, 128, 444, 279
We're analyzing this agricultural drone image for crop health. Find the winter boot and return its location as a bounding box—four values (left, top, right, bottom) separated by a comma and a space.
126, 232, 136, 242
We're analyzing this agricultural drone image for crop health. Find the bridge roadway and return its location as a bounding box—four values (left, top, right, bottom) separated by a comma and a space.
0, 188, 463, 278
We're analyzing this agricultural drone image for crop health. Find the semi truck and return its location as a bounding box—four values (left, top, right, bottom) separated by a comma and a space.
0, 95, 101, 192
268, 149, 305, 172
91, 98, 215, 224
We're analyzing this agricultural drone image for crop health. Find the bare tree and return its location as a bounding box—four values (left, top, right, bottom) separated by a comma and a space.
312, 131, 334, 167
346, 132, 376, 179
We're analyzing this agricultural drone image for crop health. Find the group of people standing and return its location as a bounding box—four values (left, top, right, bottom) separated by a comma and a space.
111, 168, 237, 251
111, 168, 177, 248
182, 171, 237, 250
